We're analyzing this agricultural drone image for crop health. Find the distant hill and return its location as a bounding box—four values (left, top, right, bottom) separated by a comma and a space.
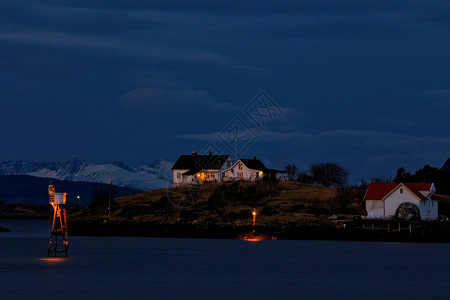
0, 157, 173, 191
0, 175, 142, 206
442, 158, 450, 172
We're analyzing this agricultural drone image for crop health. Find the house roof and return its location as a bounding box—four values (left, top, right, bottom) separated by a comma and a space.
172, 154, 230, 171
225, 158, 285, 173
239, 159, 268, 171
364, 183, 434, 201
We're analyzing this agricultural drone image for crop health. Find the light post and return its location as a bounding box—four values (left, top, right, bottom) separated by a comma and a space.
252, 209, 257, 233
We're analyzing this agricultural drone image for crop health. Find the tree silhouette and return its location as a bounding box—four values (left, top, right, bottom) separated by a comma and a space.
285, 163, 298, 181
309, 162, 348, 187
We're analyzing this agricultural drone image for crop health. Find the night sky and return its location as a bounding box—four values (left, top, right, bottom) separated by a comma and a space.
1, 0, 449, 183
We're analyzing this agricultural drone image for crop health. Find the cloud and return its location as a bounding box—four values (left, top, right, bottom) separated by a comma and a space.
422, 90, 450, 100
0, 31, 231, 64
261, 129, 450, 149
422, 90, 450, 107
10, 0, 431, 16
120, 88, 235, 112
177, 132, 220, 141
374, 117, 423, 129
179, 127, 450, 160
0, 4, 160, 36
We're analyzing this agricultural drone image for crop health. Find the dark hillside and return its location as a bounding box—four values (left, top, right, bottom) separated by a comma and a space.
0, 175, 142, 206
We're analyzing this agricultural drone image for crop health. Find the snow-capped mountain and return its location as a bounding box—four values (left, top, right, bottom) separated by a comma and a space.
0, 157, 174, 191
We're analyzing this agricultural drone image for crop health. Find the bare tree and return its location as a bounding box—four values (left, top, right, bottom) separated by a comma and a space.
285, 163, 298, 181
335, 185, 354, 213
309, 162, 348, 187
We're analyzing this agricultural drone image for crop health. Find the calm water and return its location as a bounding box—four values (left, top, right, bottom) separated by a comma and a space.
1, 220, 450, 299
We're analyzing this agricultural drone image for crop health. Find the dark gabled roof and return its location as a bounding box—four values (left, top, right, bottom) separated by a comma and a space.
239, 159, 268, 171
172, 154, 230, 171
238, 159, 285, 173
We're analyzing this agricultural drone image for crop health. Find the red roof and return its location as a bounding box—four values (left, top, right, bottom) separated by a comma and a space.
364, 183, 433, 201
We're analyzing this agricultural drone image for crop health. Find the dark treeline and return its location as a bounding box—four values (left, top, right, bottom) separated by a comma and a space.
284, 160, 450, 196
394, 165, 450, 195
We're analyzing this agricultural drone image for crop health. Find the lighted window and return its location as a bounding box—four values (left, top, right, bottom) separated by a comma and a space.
238, 163, 243, 170
238, 172, 243, 178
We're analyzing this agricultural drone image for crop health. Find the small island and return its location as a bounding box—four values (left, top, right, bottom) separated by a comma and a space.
69, 181, 450, 242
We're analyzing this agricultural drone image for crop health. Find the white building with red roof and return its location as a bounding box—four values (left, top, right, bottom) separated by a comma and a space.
364, 183, 438, 220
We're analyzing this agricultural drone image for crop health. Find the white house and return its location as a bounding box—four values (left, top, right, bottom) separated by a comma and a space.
364, 183, 438, 220
171, 152, 233, 186
222, 157, 286, 182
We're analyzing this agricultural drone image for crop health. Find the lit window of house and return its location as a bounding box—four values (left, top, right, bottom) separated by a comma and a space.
238, 172, 243, 178
238, 163, 243, 170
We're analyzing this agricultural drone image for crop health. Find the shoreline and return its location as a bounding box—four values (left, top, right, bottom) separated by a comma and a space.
67, 219, 450, 243
0, 225, 10, 232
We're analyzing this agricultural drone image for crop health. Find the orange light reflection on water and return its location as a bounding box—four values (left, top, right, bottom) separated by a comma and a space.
239, 233, 276, 242
244, 238, 262, 242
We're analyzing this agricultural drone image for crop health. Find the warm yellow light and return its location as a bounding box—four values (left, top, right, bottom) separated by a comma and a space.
245, 238, 261, 242
38, 257, 70, 264
238, 233, 277, 241
252, 211, 257, 216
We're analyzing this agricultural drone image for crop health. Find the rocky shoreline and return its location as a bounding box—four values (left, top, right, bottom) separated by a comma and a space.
68, 219, 450, 242
0, 225, 10, 232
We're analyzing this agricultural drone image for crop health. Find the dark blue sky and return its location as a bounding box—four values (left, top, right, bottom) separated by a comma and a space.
1, 0, 449, 182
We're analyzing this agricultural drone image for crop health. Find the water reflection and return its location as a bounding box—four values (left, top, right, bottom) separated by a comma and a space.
238, 232, 277, 241
37, 257, 72, 265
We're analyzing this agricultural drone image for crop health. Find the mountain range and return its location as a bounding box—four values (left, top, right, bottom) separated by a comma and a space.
0, 157, 174, 191
0, 175, 142, 206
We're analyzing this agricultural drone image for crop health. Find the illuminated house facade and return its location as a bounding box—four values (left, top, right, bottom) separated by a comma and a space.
223, 157, 286, 182
171, 152, 233, 186
364, 182, 438, 220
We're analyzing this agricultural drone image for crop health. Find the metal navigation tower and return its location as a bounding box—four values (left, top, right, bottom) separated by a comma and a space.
47, 182, 69, 257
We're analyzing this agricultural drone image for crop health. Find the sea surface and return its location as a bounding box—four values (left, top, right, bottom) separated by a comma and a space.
1, 220, 450, 299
